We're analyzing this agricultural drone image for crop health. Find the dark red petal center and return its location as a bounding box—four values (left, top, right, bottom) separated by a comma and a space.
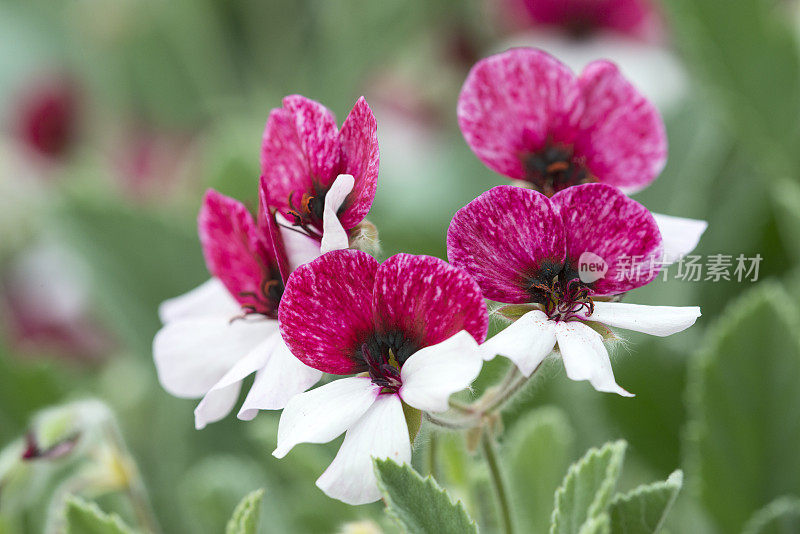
523, 142, 595, 196
236, 265, 285, 319
359, 330, 419, 393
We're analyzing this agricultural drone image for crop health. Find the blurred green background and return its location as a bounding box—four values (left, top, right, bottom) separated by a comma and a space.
1, 0, 800, 533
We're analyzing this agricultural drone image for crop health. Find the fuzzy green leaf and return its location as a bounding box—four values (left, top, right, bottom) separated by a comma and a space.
742, 496, 800, 534
550, 440, 627, 534
578, 513, 610, 534
687, 284, 800, 533
64, 496, 135, 534
374, 458, 477, 534
608, 470, 683, 534
507, 407, 575, 534
225, 489, 264, 534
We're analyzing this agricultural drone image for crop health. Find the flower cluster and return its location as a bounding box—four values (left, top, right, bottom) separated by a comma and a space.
154, 47, 703, 505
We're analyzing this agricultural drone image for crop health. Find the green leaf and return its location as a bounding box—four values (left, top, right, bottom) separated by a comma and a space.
772, 178, 800, 262
578, 513, 610, 534
225, 489, 264, 534
742, 496, 800, 534
507, 406, 575, 534
374, 458, 477, 534
663, 0, 800, 177
608, 470, 683, 534
550, 440, 627, 534
687, 284, 800, 533
64, 496, 135, 534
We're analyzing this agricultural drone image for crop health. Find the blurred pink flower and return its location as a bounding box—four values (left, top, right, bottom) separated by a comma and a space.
15, 76, 80, 161
1, 243, 110, 362
458, 48, 667, 195
500, 0, 663, 42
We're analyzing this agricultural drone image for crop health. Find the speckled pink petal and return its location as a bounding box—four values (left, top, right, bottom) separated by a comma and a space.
551, 183, 662, 295
337, 97, 379, 229
198, 189, 269, 307
457, 48, 577, 179
447, 186, 566, 304
282, 95, 341, 187
372, 254, 488, 348
278, 249, 379, 374
260, 107, 313, 220
571, 61, 666, 191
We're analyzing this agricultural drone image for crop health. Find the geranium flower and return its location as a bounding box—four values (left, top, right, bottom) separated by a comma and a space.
273, 250, 488, 505
447, 184, 700, 395
457, 47, 705, 260
153, 184, 322, 430
260, 95, 379, 259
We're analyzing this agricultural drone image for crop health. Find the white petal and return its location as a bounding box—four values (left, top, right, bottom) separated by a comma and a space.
193, 382, 241, 430
480, 310, 557, 376
590, 301, 701, 337
153, 315, 277, 398
398, 331, 482, 413
158, 278, 239, 324
653, 213, 708, 264
238, 339, 323, 419
555, 321, 633, 397
194, 333, 281, 429
278, 217, 322, 271
320, 174, 355, 253
273, 376, 379, 458
316, 394, 411, 505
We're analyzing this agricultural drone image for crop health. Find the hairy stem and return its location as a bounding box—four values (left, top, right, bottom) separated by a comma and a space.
481, 432, 514, 534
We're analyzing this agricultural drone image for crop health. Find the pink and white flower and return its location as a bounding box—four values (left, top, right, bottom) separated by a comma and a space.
260, 95, 379, 259
273, 250, 488, 505
153, 184, 323, 430
457, 47, 706, 260
447, 184, 700, 395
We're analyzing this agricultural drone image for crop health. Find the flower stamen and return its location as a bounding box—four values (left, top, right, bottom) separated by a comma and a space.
528, 276, 594, 322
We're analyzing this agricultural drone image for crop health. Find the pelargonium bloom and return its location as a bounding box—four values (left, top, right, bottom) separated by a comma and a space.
153, 184, 322, 430
447, 184, 700, 395
273, 250, 488, 505
458, 47, 705, 260
260, 95, 379, 260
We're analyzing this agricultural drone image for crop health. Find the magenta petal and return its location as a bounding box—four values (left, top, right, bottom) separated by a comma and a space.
572, 61, 667, 191
198, 190, 269, 307
258, 179, 291, 283
457, 48, 577, 179
337, 97, 379, 229
373, 254, 488, 347
278, 249, 379, 374
447, 186, 566, 304
282, 95, 341, 187
260, 107, 313, 220
551, 183, 662, 295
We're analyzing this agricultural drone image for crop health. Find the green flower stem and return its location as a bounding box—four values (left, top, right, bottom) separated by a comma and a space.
427, 431, 439, 480
481, 432, 514, 534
